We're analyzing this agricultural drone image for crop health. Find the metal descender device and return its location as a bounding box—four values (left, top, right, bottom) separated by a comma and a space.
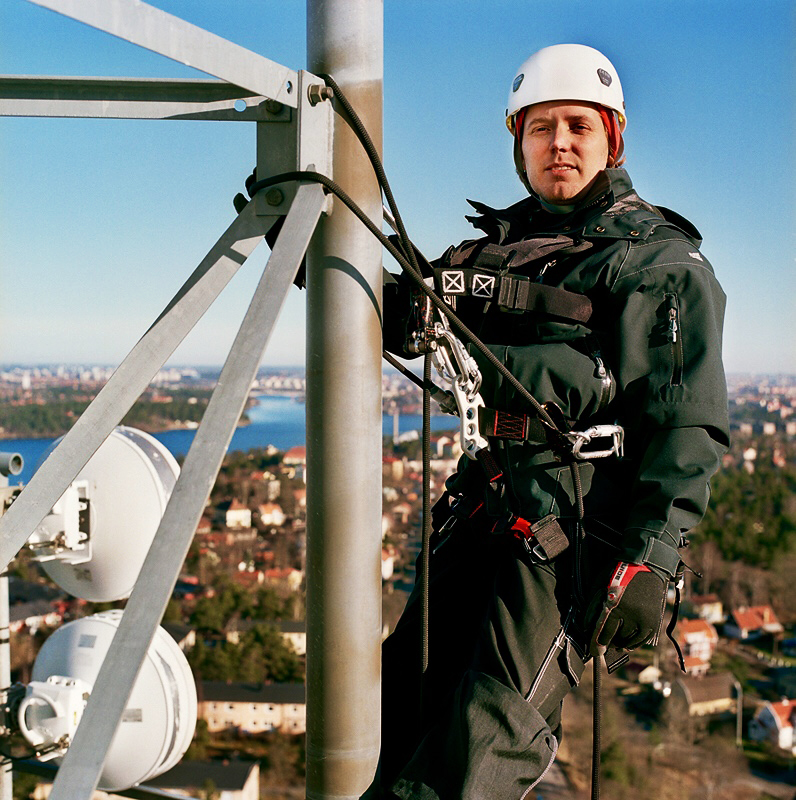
426, 314, 489, 461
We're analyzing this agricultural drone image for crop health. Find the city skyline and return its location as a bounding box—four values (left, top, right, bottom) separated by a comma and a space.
1, 0, 794, 373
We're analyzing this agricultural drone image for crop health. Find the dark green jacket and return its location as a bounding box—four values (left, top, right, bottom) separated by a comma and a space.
416, 169, 729, 579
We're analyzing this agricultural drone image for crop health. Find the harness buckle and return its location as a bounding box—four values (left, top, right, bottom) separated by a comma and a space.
506, 513, 569, 561
568, 424, 624, 460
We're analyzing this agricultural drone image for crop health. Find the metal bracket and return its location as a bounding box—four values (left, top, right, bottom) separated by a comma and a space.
255, 70, 334, 217
46, 183, 327, 800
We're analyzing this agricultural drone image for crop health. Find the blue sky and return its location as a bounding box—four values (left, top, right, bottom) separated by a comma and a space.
1, 0, 793, 373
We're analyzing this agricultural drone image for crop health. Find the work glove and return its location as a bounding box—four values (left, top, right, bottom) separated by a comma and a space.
587, 562, 667, 657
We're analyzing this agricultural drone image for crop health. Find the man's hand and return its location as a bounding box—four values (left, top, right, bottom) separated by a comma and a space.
587, 562, 667, 657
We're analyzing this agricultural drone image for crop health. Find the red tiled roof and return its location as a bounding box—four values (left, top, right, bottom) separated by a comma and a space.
770, 699, 796, 729
677, 618, 718, 641
690, 593, 720, 605
731, 605, 782, 632
284, 446, 306, 462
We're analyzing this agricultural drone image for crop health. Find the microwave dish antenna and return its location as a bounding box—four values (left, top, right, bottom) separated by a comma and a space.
28, 427, 179, 602
20, 610, 196, 792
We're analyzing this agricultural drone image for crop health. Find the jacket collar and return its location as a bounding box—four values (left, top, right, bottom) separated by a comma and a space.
464, 169, 685, 244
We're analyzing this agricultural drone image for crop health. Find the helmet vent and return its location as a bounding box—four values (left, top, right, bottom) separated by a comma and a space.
512, 73, 525, 92
597, 68, 612, 87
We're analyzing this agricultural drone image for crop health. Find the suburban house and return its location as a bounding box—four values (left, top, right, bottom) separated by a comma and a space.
430, 433, 461, 459
724, 605, 784, 640
391, 502, 412, 525
282, 446, 306, 481
225, 498, 252, 529
670, 672, 740, 719
162, 621, 196, 652
276, 619, 307, 656
383, 455, 405, 482
8, 600, 61, 634
622, 660, 662, 686
225, 619, 306, 657
382, 545, 396, 581
146, 760, 259, 800
283, 446, 306, 466
258, 502, 286, 527
199, 681, 306, 734
675, 618, 719, 673
749, 699, 796, 754
687, 593, 725, 625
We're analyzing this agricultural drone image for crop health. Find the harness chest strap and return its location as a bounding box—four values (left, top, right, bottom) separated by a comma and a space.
479, 406, 625, 461
432, 266, 593, 323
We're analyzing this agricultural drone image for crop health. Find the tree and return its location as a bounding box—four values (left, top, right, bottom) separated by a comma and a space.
190, 596, 227, 633
201, 778, 219, 800
185, 718, 211, 761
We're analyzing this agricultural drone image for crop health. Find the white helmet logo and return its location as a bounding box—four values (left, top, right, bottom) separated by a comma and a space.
597, 68, 612, 87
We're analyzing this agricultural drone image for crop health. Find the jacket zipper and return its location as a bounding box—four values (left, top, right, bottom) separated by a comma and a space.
524, 625, 567, 703
665, 293, 683, 386
587, 341, 614, 410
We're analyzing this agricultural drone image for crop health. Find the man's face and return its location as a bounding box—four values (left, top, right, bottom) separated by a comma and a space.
521, 101, 610, 205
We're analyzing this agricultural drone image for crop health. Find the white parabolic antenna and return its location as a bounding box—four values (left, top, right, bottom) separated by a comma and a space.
22, 610, 197, 791
29, 427, 180, 601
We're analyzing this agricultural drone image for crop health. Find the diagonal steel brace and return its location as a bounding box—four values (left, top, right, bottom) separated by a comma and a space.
47, 182, 326, 800
0, 203, 277, 573
25, 0, 298, 107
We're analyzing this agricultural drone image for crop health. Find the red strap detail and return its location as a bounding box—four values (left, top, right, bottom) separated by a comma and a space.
609, 562, 650, 590
467, 501, 484, 519
493, 410, 529, 440
509, 516, 533, 539
514, 107, 527, 141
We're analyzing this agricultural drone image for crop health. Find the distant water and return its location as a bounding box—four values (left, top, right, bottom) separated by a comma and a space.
0, 395, 457, 485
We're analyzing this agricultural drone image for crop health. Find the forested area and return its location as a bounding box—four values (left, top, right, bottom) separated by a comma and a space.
687, 432, 796, 621
0, 387, 216, 437
182, 576, 304, 684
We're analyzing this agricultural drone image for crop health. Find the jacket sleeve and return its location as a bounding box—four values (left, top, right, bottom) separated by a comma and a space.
608, 233, 730, 578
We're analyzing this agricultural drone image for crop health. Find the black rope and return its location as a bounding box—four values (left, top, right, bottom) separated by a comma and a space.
318, 73, 425, 283
592, 654, 602, 800
421, 353, 433, 677
382, 350, 438, 396
316, 74, 559, 431
248, 169, 559, 433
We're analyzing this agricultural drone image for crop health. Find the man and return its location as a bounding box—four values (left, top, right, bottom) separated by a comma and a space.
379, 44, 729, 799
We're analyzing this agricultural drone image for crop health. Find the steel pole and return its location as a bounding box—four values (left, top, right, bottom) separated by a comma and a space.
305, 1, 383, 798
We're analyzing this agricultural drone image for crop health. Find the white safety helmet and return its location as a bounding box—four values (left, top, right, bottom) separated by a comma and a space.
506, 44, 626, 136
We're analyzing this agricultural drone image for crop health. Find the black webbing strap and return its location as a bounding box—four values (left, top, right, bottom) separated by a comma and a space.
475, 448, 504, 484
665, 566, 687, 672
479, 407, 550, 445
432, 266, 593, 323
497, 275, 593, 322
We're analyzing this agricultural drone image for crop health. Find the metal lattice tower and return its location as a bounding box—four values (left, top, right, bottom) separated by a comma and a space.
0, 2, 383, 798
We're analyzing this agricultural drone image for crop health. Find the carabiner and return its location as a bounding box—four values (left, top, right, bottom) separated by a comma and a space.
568, 424, 624, 460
